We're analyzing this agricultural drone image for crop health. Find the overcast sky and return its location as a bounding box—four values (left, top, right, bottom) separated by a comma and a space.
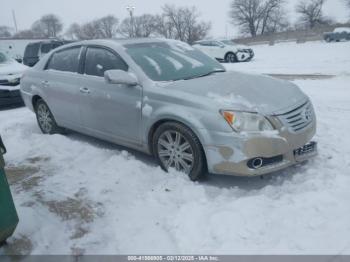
1, 0, 349, 38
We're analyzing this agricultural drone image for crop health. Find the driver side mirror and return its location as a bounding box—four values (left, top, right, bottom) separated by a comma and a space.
104, 70, 138, 86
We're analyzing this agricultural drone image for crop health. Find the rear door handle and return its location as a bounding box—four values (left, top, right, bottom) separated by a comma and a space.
79, 87, 90, 94
41, 80, 49, 88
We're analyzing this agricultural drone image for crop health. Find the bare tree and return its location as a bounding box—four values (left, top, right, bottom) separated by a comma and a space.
229, 0, 287, 37
161, 5, 211, 44
296, 0, 327, 29
119, 14, 157, 38
0, 26, 12, 38
12, 30, 37, 39
66, 22, 95, 40
153, 14, 177, 39
66, 15, 119, 40
264, 6, 290, 33
69, 21, 102, 40
66, 23, 82, 40
344, 0, 350, 16
260, 0, 288, 34
80, 21, 103, 39
229, 0, 263, 37
118, 18, 133, 38
32, 14, 63, 37
134, 14, 158, 37
96, 15, 119, 38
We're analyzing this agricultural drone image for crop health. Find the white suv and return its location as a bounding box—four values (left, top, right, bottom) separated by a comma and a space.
192, 39, 254, 63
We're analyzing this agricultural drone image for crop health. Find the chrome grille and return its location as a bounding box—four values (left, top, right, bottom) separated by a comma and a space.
277, 101, 315, 133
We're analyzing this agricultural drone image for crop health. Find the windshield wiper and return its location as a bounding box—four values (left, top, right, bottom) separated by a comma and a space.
183, 69, 226, 80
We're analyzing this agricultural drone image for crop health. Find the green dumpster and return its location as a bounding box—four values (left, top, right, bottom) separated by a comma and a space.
0, 136, 19, 245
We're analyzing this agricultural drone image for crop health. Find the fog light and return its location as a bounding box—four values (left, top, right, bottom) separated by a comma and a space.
251, 158, 263, 169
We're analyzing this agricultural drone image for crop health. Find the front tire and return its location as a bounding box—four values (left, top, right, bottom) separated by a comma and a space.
225, 52, 237, 63
35, 99, 61, 134
153, 122, 206, 181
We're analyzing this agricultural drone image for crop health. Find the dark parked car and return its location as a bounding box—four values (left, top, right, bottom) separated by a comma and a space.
23, 40, 73, 67
324, 28, 350, 42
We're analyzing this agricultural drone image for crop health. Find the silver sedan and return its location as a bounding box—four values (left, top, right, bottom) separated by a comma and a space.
20, 38, 317, 180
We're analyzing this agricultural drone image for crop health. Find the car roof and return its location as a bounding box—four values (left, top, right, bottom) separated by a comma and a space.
49, 38, 192, 56
61, 38, 168, 48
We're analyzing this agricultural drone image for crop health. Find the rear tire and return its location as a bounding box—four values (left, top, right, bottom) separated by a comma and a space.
34, 99, 61, 134
153, 122, 206, 181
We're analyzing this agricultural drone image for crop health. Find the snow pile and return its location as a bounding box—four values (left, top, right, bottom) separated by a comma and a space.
170, 50, 204, 68
224, 41, 350, 75
164, 56, 184, 71
144, 56, 162, 75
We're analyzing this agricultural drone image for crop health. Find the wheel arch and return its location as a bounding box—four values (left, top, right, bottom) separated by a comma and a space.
225, 51, 237, 61
32, 95, 43, 109
147, 117, 208, 166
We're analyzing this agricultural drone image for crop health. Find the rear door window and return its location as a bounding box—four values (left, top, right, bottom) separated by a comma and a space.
41, 43, 53, 54
52, 42, 62, 49
84, 47, 128, 77
46, 47, 81, 73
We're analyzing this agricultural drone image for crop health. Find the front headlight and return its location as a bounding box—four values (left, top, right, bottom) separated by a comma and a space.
220, 110, 274, 133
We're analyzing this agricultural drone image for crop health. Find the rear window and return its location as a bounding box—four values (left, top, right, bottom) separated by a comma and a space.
46, 47, 81, 73
24, 43, 40, 57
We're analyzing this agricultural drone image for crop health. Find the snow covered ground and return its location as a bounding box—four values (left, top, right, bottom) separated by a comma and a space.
225, 41, 350, 75
0, 41, 350, 255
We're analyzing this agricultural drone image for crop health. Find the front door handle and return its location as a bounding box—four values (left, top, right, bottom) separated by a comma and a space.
79, 87, 90, 94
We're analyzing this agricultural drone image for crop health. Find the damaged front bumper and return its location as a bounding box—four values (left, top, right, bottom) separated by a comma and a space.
236, 49, 254, 62
204, 119, 317, 177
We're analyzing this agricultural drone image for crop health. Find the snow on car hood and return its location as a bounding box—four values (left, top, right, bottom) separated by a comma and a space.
0, 60, 28, 78
164, 71, 308, 115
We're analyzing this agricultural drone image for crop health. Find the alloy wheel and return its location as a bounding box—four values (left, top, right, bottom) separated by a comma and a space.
227, 53, 236, 63
37, 103, 53, 133
157, 130, 194, 174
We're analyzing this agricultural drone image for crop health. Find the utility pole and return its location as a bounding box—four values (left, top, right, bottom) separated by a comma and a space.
12, 10, 18, 33
126, 5, 135, 38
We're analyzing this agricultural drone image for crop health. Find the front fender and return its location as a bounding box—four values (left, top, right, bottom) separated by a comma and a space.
142, 105, 232, 151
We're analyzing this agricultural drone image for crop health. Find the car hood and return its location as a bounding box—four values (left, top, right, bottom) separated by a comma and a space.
235, 44, 251, 50
0, 60, 28, 78
163, 71, 308, 115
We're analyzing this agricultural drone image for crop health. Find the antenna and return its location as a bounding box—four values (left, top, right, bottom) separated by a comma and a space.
12, 10, 18, 33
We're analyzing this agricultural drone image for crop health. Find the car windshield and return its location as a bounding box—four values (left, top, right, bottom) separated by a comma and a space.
0, 51, 10, 64
221, 40, 237, 46
124, 41, 225, 82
